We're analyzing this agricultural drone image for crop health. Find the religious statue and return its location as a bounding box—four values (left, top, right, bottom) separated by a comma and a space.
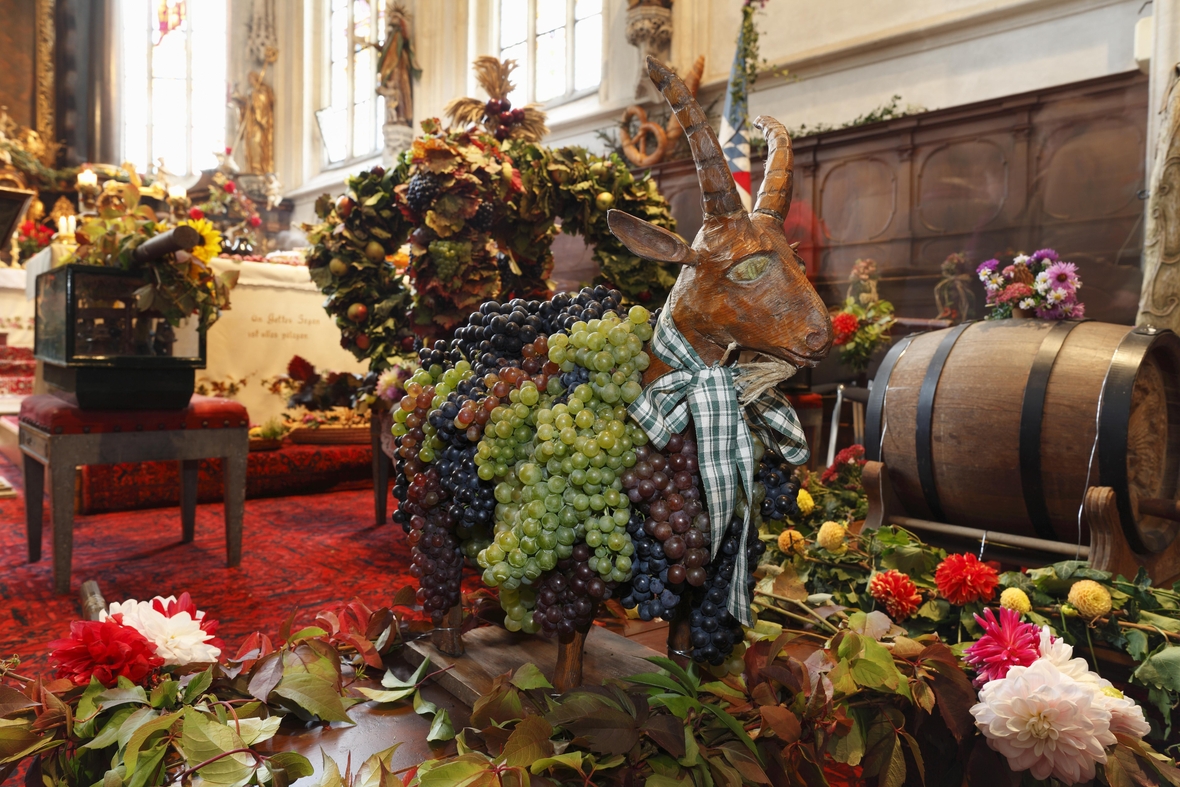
377, 2, 419, 127
243, 67, 276, 175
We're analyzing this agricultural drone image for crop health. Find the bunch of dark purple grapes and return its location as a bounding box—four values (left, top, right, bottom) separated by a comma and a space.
532, 543, 607, 641
758, 451, 801, 522
618, 433, 711, 622
687, 518, 764, 665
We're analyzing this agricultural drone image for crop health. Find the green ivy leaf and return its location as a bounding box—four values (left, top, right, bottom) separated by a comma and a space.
177, 708, 255, 786
426, 709, 455, 743
183, 668, 214, 705
530, 751, 585, 775
509, 663, 553, 691
1134, 645, 1180, 693
273, 673, 353, 723
1126, 629, 1150, 662
122, 710, 179, 772
415, 753, 496, 787
499, 714, 553, 767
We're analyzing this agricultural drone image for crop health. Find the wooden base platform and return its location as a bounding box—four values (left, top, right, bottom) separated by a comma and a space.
405, 623, 664, 706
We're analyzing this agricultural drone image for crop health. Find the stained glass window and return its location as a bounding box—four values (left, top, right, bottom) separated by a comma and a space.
498, 0, 602, 106
121, 0, 227, 176
317, 0, 387, 166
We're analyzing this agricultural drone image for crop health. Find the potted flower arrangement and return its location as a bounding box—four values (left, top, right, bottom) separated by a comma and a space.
830, 259, 896, 373
15, 219, 53, 263
978, 248, 1084, 320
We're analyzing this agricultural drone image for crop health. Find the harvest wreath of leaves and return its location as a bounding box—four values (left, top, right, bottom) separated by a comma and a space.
304, 123, 677, 371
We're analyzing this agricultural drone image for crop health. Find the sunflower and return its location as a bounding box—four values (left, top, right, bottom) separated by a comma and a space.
180, 218, 223, 263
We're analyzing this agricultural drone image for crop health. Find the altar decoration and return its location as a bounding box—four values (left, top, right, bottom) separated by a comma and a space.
0, 596, 442, 787
66, 173, 237, 331
15, 219, 53, 262
193, 166, 264, 254
979, 248, 1085, 320
265, 355, 370, 444
830, 258, 895, 373
304, 56, 677, 369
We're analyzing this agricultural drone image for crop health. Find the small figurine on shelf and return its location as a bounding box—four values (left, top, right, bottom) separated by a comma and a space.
830, 258, 895, 372
978, 248, 1083, 320
933, 251, 975, 324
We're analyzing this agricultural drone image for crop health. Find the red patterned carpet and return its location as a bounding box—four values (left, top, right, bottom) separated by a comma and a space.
0, 455, 453, 678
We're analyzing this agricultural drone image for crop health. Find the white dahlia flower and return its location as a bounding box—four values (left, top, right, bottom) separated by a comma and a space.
972, 659, 1115, 784
103, 598, 221, 666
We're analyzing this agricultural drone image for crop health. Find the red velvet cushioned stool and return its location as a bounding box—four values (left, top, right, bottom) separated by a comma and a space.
19, 393, 249, 593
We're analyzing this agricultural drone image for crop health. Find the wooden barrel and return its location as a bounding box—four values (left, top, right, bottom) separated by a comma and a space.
865, 320, 1180, 554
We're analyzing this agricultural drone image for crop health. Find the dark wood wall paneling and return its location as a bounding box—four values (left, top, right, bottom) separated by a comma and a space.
643, 71, 1148, 328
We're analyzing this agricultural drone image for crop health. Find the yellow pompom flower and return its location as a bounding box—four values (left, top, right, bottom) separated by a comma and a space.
181, 218, 223, 263
777, 529, 806, 555
999, 587, 1031, 616
817, 521, 847, 554
1067, 579, 1112, 619
796, 488, 815, 516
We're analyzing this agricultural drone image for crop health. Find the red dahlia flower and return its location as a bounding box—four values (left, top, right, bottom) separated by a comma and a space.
248, 214, 262, 227
223, 180, 236, 194
831, 312, 859, 346
49, 618, 163, 687
963, 607, 1039, 686
935, 552, 999, 605
869, 569, 923, 620
189, 207, 205, 220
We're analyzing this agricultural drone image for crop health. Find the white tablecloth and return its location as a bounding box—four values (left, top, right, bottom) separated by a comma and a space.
0, 259, 367, 423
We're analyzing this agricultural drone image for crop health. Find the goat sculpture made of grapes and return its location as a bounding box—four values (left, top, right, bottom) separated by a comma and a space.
390, 57, 832, 688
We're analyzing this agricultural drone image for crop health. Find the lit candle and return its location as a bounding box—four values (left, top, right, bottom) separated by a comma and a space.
77, 168, 97, 188
167, 184, 187, 200
57, 216, 66, 236
67, 216, 76, 235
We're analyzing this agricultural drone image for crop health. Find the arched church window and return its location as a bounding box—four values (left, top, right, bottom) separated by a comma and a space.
120, 0, 228, 176
316, 0, 387, 166
499, 0, 602, 108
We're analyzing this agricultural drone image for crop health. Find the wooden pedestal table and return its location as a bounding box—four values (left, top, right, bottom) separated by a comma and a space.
405, 624, 664, 706
18, 393, 248, 593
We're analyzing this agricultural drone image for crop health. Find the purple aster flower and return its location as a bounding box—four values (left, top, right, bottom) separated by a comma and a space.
1029, 248, 1060, 264
1044, 261, 1080, 291
977, 259, 1000, 276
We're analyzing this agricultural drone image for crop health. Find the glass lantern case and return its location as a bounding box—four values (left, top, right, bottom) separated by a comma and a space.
34, 264, 206, 409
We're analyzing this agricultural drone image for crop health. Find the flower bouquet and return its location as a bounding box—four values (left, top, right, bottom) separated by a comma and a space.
193, 167, 264, 254
978, 248, 1084, 320
67, 169, 237, 331
830, 259, 896, 373
16, 220, 53, 262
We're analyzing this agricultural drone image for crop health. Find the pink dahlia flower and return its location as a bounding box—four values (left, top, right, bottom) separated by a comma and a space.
964, 607, 1040, 686
972, 659, 1115, 784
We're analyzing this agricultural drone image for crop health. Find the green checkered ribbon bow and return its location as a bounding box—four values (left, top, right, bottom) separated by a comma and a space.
628, 309, 810, 627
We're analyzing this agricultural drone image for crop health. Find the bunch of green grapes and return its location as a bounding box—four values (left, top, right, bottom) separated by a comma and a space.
473, 306, 655, 637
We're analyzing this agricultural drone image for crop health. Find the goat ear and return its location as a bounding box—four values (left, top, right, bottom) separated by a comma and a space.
607, 210, 697, 265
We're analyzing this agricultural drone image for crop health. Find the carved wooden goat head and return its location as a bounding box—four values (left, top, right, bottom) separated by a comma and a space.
608, 57, 833, 378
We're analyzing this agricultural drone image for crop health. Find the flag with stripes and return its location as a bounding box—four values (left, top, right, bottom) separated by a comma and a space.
720, 7, 753, 211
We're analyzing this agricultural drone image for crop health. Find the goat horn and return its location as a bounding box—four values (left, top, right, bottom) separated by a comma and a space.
752, 116, 794, 221
647, 56, 745, 219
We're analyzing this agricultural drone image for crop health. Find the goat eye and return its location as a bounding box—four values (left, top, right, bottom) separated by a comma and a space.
727, 254, 771, 282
